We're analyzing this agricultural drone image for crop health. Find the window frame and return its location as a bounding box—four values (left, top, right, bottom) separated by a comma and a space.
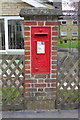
0, 16, 24, 54
0, 19, 5, 50
72, 20, 78, 25
61, 31, 67, 36
72, 31, 78, 36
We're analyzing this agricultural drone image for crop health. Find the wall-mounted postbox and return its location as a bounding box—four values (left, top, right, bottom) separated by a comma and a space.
31, 27, 51, 74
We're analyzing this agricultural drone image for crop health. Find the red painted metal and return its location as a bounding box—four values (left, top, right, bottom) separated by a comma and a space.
31, 26, 51, 74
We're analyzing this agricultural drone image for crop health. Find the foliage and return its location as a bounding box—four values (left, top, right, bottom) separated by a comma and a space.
58, 40, 78, 48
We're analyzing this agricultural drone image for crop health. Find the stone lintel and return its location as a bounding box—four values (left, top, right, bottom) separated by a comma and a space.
20, 7, 62, 17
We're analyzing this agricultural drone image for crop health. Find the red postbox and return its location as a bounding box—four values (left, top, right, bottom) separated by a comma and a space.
31, 27, 51, 74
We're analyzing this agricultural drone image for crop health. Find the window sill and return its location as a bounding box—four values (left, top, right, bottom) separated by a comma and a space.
0, 49, 24, 55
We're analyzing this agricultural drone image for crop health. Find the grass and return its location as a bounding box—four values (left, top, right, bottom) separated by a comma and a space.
1, 87, 79, 102
57, 89, 79, 109
1, 87, 79, 110
57, 89, 79, 101
58, 40, 79, 48
1, 87, 24, 102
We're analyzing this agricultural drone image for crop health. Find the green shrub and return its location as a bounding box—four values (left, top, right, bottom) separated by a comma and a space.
60, 40, 63, 44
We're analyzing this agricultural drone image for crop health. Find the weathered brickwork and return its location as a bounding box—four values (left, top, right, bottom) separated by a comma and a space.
0, 0, 32, 16
20, 7, 62, 110
24, 19, 58, 110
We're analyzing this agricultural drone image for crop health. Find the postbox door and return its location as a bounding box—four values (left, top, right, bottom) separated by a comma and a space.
31, 27, 51, 74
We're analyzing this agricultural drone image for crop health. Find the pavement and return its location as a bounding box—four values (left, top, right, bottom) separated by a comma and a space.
1, 110, 79, 119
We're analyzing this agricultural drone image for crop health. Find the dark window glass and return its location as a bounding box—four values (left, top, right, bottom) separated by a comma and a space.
0, 19, 5, 50
73, 20, 78, 25
62, 21, 66, 25
8, 20, 24, 49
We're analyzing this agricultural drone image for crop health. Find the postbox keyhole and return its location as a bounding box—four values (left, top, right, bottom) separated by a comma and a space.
35, 68, 39, 71
36, 55, 38, 59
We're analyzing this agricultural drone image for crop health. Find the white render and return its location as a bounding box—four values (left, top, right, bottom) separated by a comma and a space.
22, 0, 46, 7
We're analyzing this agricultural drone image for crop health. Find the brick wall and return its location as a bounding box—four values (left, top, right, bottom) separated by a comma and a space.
59, 19, 78, 40
0, 0, 32, 16
24, 16, 58, 110
0, 2, 2, 15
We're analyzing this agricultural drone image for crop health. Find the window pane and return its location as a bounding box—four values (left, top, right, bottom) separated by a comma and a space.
73, 20, 78, 25
61, 31, 67, 36
0, 19, 5, 50
8, 20, 24, 49
72, 31, 78, 36
61, 21, 66, 25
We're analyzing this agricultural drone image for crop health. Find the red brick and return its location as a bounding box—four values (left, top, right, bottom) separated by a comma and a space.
24, 37, 30, 41
24, 42, 30, 46
52, 65, 57, 69
51, 83, 56, 87
35, 84, 46, 87
25, 65, 30, 69
47, 83, 50, 87
52, 60, 57, 64
51, 69, 57, 73
53, 18, 58, 21
52, 56, 58, 60
45, 79, 56, 83
24, 46, 30, 50
25, 79, 37, 83
30, 84, 35, 87
25, 80, 32, 83
52, 51, 57, 56
38, 22, 44, 26
51, 70, 57, 73
52, 47, 58, 50
52, 37, 58, 41
52, 32, 58, 36
52, 27, 58, 31
25, 70, 30, 74
25, 75, 30, 78
24, 27, 30, 31
51, 75, 57, 78
25, 84, 30, 87
24, 22, 37, 25
38, 79, 44, 83
52, 42, 57, 46
46, 22, 58, 26
25, 61, 30, 65
25, 51, 30, 55
24, 32, 30, 36
25, 56, 30, 59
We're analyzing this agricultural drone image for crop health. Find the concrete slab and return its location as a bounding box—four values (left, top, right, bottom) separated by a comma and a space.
2, 110, 79, 118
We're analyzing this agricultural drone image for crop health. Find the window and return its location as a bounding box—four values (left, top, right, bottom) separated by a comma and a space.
72, 20, 78, 25
61, 20, 67, 25
0, 16, 24, 53
0, 19, 5, 50
72, 31, 78, 36
8, 20, 24, 49
61, 31, 67, 36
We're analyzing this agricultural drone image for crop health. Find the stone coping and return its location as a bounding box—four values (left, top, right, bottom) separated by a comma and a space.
20, 7, 62, 17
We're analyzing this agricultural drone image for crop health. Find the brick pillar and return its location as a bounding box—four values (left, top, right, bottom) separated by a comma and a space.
20, 8, 62, 110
